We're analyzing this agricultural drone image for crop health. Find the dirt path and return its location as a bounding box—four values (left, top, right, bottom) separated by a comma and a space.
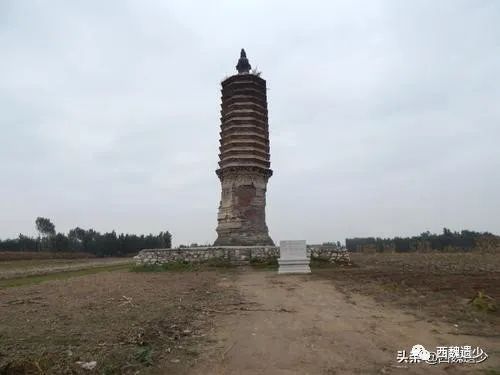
192, 269, 499, 375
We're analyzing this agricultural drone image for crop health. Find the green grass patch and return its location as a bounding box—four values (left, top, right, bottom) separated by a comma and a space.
250, 257, 278, 269
131, 261, 198, 272
0, 263, 130, 288
204, 258, 235, 268
131, 258, 236, 272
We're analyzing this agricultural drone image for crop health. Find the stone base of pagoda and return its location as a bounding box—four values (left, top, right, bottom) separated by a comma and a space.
213, 231, 274, 246
215, 167, 274, 246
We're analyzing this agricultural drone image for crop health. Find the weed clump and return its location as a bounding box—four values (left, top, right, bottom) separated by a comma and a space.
135, 346, 153, 366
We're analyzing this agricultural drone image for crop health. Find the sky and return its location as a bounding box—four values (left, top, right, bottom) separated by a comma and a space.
1, 0, 499, 246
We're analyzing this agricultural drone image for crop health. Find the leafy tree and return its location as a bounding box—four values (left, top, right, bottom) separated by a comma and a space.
68, 227, 85, 242
159, 231, 172, 248
345, 228, 493, 252
18, 234, 37, 251
35, 217, 56, 237
54, 233, 70, 252
35, 217, 56, 251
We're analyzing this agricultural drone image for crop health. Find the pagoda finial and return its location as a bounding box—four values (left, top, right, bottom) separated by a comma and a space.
236, 48, 251, 74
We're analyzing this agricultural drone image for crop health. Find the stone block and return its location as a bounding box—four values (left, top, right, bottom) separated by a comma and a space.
278, 259, 312, 274
278, 240, 311, 274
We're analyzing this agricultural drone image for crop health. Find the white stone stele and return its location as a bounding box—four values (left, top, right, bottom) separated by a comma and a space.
278, 240, 311, 274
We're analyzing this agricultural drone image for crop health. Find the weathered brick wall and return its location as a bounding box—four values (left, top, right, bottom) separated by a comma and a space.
134, 246, 350, 265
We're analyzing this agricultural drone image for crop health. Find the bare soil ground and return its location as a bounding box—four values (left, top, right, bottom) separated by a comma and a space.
0, 267, 241, 374
0, 253, 498, 374
317, 253, 500, 338
191, 254, 500, 375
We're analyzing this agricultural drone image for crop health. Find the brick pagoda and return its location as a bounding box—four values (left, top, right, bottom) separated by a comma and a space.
214, 49, 274, 246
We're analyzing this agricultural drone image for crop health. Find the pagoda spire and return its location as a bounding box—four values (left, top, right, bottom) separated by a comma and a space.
236, 48, 251, 74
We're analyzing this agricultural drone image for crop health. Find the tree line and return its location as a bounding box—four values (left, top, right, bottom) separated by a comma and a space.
0, 217, 172, 257
345, 228, 494, 252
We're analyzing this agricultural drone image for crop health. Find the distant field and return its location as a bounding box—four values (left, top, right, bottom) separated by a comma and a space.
0, 251, 96, 261
0, 257, 133, 282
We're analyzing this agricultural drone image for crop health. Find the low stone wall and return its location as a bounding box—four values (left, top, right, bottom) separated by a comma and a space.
308, 246, 351, 264
134, 246, 350, 266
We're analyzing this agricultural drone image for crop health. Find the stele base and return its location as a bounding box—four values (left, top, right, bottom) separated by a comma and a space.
278, 258, 311, 274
